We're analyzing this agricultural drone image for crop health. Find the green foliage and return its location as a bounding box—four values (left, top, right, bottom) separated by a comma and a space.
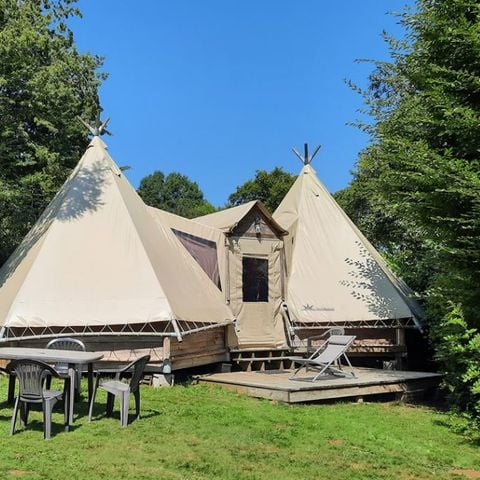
339, 0, 480, 421
431, 304, 480, 427
0, 377, 480, 479
137, 170, 215, 218
350, 0, 480, 323
228, 167, 296, 212
0, 0, 105, 265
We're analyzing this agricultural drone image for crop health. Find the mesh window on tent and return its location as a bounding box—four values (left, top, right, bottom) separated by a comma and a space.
242, 257, 268, 302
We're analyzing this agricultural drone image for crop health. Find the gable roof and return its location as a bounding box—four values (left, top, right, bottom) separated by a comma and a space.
195, 200, 287, 235
273, 164, 422, 328
148, 207, 224, 244
0, 137, 233, 341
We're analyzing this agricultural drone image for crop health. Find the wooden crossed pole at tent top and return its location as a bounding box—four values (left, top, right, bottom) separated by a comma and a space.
292, 143, 321, 165
77, 112, 111, 137
77, 113, 131, 171
78, 115, 319, 171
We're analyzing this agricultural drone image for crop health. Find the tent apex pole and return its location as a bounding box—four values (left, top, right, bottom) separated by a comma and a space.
310, 144, 321, 163
292, 147, 304, 164
292, 143, 321, 165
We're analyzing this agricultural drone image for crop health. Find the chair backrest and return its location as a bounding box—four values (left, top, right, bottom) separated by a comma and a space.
122, 355, 151, 392
46, 337, 86, 352
328, 335, 356, 346
306, 328, 347, 356
327, 327, 345, 337
314, 335, 356, 364
315, 344, 349, 364
8, 359, 58, 402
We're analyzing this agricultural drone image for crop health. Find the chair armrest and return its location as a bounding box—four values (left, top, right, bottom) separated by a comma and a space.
306, 334, 329, 352
306, 329, 346, 351
94, 368, 124, 381
287, 356, 308, 362
94, 363, 136, 381
306, 333, 329, 342
95, 367, 122, 374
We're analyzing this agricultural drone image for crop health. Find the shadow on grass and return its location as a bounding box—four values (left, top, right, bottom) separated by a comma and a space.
1, 392, 161, 437
432, 416, 480, 447
82, 394, 161, 425
10, 418, 80, 438
4, 401, 81, 439
0, 402, 160, 439
87, 406, 161, 425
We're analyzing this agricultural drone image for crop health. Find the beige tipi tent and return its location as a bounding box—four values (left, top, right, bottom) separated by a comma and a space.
273, 147, 421, 351
0, 136, 234, 348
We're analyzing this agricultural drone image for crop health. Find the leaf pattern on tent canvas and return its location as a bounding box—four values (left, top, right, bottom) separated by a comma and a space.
340, 241, 400, 319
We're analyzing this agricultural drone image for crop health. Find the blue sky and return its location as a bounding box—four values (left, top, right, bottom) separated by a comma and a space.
71, 1, 412, 208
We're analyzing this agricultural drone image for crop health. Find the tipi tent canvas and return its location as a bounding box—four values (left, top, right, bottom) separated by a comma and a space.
0, 136, 234, 368
273, 147, 421, 361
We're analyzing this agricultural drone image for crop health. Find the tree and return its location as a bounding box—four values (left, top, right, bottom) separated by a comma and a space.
347, 0, 480, 323
342, 0, 480, 421
0, 0, 105, 265
228, 167, 296, 212
137, 171, 215, 218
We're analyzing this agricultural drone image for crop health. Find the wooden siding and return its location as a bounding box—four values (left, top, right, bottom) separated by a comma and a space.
1, 327, 228, 371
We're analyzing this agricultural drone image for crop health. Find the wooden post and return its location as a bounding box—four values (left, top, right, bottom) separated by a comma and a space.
163, 336, 171, 360
396, 327, 406, 369
225, 237, 230, 305
224, 325, 230, 361
280, 243, 286, 300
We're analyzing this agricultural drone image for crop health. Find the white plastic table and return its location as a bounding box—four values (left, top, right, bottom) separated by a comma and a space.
0, 347, 104, 428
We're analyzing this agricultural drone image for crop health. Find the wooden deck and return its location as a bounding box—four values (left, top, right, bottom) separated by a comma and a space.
198, 368, 441, 403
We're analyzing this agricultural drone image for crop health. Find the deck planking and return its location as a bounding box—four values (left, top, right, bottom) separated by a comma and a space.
198, 368, 441, 403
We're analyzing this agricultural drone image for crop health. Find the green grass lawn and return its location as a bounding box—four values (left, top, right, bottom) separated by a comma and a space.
0, 376, 478, 480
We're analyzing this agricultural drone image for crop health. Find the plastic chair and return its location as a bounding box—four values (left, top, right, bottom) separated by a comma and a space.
8, 359, 67, 440
88, 355, 150, 427
45, 337, 86, 396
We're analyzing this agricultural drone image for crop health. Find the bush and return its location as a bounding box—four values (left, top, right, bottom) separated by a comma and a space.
431, 304, 480, 427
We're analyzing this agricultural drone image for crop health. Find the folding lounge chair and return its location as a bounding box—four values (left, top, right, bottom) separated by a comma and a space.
289, 335, 357, 381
